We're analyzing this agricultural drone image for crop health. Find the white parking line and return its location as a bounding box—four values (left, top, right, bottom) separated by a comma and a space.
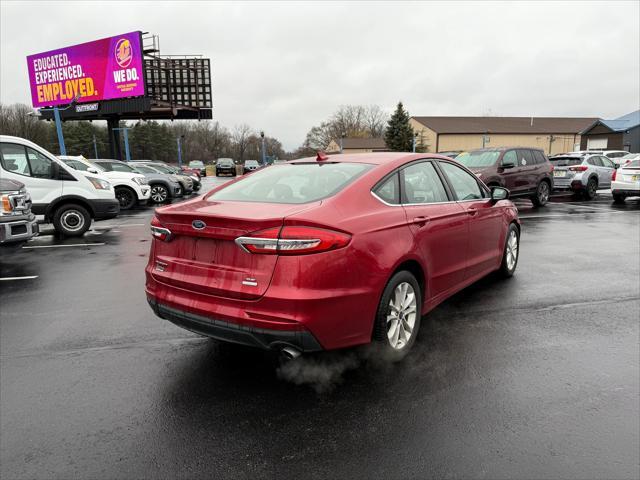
22, 243, 106, 249
0, 276, 39, 281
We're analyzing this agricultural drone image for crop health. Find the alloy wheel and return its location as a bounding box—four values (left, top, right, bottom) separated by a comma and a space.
116, 188, 135, 209
588, 180, 597, 198
506, 230, 519, 271
387, 282, 417, 350
538, 182, 549, 204
151, 186, 168, 203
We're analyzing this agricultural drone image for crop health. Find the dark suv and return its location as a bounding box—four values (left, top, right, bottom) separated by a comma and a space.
454, 147, 554, 206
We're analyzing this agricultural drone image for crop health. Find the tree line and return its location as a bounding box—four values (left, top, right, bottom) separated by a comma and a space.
0, 101, 417, 163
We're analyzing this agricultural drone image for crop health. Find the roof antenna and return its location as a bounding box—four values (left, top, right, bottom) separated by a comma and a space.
316, 151, 329, 162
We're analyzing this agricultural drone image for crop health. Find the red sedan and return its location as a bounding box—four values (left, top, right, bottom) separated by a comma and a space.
145, 153, 520, 360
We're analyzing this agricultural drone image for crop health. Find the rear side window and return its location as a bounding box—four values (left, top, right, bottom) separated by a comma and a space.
587, 157, 603, 167
438, 161, 484, 200
373, 173, 400, 204
532, 150, 547, 164
600, 157, 614, 168
209, 162, 372, 204
517, 149, 534, 166
401, 162, 449, 204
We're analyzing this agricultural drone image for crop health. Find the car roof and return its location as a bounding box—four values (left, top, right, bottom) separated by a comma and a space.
291, 152, 456, 166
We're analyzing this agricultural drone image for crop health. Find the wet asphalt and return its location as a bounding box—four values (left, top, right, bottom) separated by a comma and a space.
1, 177, 639, 480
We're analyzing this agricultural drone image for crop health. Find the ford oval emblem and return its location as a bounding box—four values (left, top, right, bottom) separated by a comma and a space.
192, 220, 206, 230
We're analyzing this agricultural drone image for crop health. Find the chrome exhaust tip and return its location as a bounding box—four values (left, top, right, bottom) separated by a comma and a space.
280, 346, 301, 360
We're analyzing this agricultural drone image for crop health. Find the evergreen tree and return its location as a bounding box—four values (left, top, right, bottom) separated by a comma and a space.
384, 101, 414, 151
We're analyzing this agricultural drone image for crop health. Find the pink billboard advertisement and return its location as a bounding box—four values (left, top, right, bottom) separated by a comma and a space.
26, 31, 145, 108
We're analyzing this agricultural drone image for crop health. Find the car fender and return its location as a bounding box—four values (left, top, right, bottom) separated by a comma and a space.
42, 195, 96, 220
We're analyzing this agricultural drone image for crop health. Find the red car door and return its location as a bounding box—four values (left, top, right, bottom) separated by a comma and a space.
399, 161, 468, 299
437, 161, 504, 280
499, 149, 519, 191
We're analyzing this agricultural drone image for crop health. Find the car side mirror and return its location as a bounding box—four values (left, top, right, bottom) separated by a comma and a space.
501, 160, 516, 169
50, 161, 60, 179
491, 186, 509, 202
614, 164, 619, 169
87, 167, 100, 174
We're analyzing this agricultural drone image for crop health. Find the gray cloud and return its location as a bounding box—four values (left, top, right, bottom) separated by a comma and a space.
1, 1, 638, 150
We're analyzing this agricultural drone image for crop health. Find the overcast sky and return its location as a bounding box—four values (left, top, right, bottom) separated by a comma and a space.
1, 1, 638, 150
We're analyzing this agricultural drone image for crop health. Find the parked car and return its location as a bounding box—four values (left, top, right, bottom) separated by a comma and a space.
145, 153, 520, 361
549, 153, 615, 199
59, 156, 150, 210
216, 158, 236, 176
454, 147, 553, 206
243, 159, 261, 174
611, 159, 640, 203
437, 151, 462, 159
188, 160, 206, 177
160, 163, 201, 192
617, 153, 640, 167
181, 166, 201, 179
0, 178, 38, 248
132, 161, 194, 195
0, 135, 119, 236
92, 160, 182, 204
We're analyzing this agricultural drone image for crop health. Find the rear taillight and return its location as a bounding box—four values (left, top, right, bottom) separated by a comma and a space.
568, 165, 589, 172
612, 169, 617, 181
150, 216, 172, 242
236, 226, 351, 255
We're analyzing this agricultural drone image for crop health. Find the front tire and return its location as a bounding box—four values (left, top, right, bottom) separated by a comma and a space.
150, 184, 169, 203
115, 186, 136, 210
531, 180, 550, 207
52, 203, 91, 237
499, 223, 520, 278
373, 271, 422, 361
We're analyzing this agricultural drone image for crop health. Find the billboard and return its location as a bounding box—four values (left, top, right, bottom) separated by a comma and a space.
27, 31, 145, 108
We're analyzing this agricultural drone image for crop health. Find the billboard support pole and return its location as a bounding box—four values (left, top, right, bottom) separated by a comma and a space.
113, 127, 132, 161
92, 134, 99, 159
53, 107, 66, 156
177, 135, 185, 167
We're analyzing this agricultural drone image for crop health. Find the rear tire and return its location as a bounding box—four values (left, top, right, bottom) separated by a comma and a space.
613, 193, 626, 204
115, 186, 136, 210
531, 180, 550, 207
584, 178, 598, 200
372, 271, 422, 362
499, 223, 520, 278
52, 203, 91, 237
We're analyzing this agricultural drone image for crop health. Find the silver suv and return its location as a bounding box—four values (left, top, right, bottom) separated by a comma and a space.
550, 153, 615, 199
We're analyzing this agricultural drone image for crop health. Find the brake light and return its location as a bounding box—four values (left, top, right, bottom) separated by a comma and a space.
236, 226, 351, 255
612, 169, 617, 181
150, 216, 172, 242
568, 165, 589, 172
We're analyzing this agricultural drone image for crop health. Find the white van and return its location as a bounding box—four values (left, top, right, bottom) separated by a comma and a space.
59, 155, 151, 210
0, 135, 119, 237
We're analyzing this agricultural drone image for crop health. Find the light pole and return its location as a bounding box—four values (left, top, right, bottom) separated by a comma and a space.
177, 135, 185, 167
92, 134, 99, 159
113, 126, 132, 161
260, 131, 266, 165
50, 93, 81, 156
340, 132, 346, 153
412, 132, 418, 153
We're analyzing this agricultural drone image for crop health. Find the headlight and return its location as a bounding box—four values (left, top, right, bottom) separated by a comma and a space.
87, 176, 111, 190
133, 176, 148, 185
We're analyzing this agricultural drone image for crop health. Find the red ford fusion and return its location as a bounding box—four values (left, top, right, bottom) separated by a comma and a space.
145, 153, 520, 360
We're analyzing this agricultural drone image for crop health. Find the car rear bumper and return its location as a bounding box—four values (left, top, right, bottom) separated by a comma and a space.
0, 214, 38, 245
148, 298, 323, 352
612, 180, 640, 195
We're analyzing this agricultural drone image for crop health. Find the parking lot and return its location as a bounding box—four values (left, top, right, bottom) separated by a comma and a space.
1, 177, 639, 479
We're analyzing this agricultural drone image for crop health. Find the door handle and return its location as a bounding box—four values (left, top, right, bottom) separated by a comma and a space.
466, 208, 479, 217
412, 216, 430, 226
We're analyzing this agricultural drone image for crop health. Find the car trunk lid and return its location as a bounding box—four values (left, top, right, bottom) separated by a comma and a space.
151, 198, 320, 299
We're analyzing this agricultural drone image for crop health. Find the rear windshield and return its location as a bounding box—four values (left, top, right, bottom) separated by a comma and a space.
208, 162, 372, 204
456, 151, 501, 168
624, 160, 639, 168
189, 161, 204, 167
245, 160, 259, 166
550, 157, 582, 167
217, 159, 234, 166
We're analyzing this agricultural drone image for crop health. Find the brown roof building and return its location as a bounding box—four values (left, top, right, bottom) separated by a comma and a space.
410, 116, 598, 155
326, 137, 389, 154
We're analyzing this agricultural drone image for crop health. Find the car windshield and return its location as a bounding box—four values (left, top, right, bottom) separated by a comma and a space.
246, 160, 259, 166
621, 154, 639, 160
623, 160, 639, 168
135, 165, 160, 174
455, 151, 501, 168
148, 164, 172, 174
61, 159, 91, 171
189, 161, 204, 168
550, 157, 582, 167
218, 159, 234, 166
208, 162, 372, 204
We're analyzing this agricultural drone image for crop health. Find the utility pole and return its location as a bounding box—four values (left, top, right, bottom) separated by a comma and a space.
113, 127, 132, 161
412, 132, 418, 153
92, 134, 99, 159
340, 132, 346, 153
260, 131, 266, 165
176, 135, 185, 167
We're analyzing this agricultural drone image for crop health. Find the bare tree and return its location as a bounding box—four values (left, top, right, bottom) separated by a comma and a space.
232, 124, 254, 161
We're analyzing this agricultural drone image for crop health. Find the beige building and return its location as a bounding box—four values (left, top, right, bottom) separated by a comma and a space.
326, 137, 389, 154
409, 116, 597, 155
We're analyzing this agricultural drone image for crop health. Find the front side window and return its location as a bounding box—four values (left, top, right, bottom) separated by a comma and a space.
26, 148, 53, 178
373, 173, 400, 204
401, 162, 449, 204
438, 161, 484, 201
209, 162, 372, 204
0, 143, 31, 176
502, 150, 517, 166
